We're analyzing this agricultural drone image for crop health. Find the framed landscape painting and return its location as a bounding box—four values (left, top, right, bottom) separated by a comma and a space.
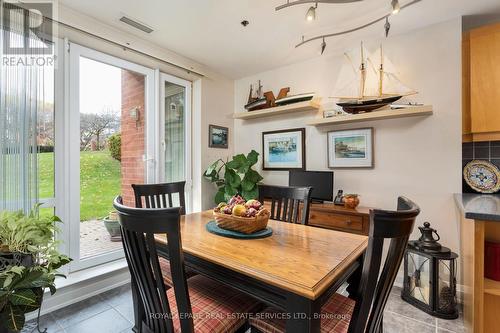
328, 128, 373, 168
262, 128, 305, 170
209, 125, 229, 148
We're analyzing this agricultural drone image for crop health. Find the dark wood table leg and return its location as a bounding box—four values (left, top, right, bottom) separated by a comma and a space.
131, 276, 145, 333
285, 292, 321, 333
346, 254, 364, 300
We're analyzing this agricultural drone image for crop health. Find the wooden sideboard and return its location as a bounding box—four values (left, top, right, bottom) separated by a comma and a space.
263, 201, 371, 235
304, 203, 371, 235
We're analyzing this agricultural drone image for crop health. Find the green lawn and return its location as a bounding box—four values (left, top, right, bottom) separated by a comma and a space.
39, 150, 121, 221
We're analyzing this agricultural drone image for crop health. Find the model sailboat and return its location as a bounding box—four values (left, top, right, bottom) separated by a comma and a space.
332, 43, 416, 114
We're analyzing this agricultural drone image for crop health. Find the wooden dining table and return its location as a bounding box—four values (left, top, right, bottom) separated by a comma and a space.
153, 210, 368, 333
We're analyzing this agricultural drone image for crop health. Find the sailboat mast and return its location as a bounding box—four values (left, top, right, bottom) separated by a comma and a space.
359, 42, 366, 99
379, 45, 384, 97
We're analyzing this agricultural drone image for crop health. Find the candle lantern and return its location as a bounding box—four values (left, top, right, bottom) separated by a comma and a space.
402, 222, 459, 319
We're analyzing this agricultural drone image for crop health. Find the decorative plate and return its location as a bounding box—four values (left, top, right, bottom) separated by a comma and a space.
464, 160, 500, 194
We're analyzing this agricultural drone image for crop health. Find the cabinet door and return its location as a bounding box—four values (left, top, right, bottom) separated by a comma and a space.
470, 23, 500, 134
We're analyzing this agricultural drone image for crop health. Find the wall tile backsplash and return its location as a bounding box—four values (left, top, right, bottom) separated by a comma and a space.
462, 141, 500, 193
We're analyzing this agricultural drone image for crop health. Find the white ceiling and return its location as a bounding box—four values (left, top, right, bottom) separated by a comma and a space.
59, 0, 500, 79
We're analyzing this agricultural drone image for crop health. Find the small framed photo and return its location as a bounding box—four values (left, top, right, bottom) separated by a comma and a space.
262, 128, 305, 170
328, 128, 374, 168
209, 125, 229, 149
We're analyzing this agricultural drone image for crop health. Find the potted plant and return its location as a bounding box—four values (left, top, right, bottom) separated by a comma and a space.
103, 211, 121, 242
0, 207, 71, 333
204, 150, 264, 204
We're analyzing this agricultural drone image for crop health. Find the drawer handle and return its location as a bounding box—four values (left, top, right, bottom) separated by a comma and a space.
346, 220, 352, 225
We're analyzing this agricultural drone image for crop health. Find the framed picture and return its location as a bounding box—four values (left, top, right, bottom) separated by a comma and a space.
209, 125, 229, 149
328, 128, 373, 168
262, 128, 305, 170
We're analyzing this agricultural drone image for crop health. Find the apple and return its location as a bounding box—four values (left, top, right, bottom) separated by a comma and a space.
246, 207, 257, 217
215, 202, 227, 212
223, 205, 233, 215
232, 204, 247, 217
245, 199, 262, 210
229, 195, 245, 206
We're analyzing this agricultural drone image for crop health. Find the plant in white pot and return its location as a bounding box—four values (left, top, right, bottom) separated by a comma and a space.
0, 206, 71, 333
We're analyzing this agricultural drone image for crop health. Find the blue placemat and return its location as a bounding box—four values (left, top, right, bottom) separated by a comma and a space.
206, 220, 273, 239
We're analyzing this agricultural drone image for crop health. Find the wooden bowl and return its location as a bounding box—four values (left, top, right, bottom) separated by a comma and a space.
213, 208, 270, 234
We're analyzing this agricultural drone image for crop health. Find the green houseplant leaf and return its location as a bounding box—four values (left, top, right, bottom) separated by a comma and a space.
0, 206, 72, 333
9, 289, 37, 306
5, 304, 25, 332
204, 151, 264, 203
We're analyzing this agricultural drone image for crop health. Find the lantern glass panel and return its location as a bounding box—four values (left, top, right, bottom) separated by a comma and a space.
438, 259, 457, 314
407, 252, 431, 305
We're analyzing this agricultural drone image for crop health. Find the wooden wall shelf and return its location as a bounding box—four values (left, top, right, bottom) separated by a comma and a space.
307, 105, 433, 126
233, 99, 321, 120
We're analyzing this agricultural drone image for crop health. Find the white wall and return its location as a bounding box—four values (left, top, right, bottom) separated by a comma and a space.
192, 76, 235, 211
234, 19, 462, 252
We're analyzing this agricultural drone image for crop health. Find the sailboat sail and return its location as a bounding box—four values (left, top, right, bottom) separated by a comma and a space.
332, 50, 362, 99
332, 44, 416, 100
366, 47, 416, 97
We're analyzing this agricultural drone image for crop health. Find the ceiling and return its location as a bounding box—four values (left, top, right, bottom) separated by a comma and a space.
59, 0, 500, 79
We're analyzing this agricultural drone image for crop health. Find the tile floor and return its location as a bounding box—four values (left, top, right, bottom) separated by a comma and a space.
22, 284, 466, 333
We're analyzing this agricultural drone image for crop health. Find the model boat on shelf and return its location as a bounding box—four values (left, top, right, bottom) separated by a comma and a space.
245, 80, 275, 111
245, 82, 315, 111
274, 92, 314, 106
332, 43, 417, 114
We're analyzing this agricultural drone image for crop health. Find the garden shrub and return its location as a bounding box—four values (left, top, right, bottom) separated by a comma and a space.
108, 133, 121, 161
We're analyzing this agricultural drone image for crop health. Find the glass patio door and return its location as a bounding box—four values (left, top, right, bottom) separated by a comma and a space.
158, 73, 192, 213
68, 43, 155, 271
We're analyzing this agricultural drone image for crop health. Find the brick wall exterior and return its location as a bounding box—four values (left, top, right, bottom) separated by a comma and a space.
121, 70, 145, 207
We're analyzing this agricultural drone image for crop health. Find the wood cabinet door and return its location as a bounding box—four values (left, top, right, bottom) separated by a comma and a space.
470, 23, 500, 134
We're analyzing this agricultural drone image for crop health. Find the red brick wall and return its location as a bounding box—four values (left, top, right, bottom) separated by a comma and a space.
121, 70, 145, 207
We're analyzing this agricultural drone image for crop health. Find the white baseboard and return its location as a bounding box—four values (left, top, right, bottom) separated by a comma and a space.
26, 264, 131, 321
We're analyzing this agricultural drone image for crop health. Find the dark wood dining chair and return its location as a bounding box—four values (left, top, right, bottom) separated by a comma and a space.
113, 196, 260, 333
132, 181, 186, 215
258, 184, 312, 225
131, 181, 194, 289
249, 196, 420, 333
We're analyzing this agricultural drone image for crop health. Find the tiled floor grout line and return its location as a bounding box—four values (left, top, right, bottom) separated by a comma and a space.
385, 309, 437, 329
111, 303, 135, 325
55, 301, 112, 330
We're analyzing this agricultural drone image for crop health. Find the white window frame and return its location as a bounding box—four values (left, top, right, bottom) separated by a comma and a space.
65, 42, 156, 272
157, 73, 193, 213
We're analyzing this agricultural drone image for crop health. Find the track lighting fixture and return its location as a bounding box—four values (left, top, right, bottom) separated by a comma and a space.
306, 2, 317, 21
391, 0, 400, 14
289, 0, 422, 49
320, 38, 326, 55
384, 17, 391, 37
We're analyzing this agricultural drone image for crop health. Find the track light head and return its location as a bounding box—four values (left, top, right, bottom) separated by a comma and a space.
306, 3, 317, 21
320, 38, 326, 55
384, 17, 391, 37
391, 0, 400, 14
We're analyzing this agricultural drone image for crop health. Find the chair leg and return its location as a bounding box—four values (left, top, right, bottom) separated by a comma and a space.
131, 277, 145, 333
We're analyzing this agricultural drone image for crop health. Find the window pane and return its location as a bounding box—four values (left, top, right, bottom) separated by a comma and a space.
164, 82, 186, 183
78, 56, 145, 259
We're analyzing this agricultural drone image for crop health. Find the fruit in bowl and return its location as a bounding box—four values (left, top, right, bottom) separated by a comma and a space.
213, 195, 270, 233
213, 195, 265, 218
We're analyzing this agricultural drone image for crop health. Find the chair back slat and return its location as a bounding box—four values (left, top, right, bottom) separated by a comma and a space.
348, 196, 420, 333
114, 196, 194, 333
132, 181, 186, 214
258, 185, 312, 224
